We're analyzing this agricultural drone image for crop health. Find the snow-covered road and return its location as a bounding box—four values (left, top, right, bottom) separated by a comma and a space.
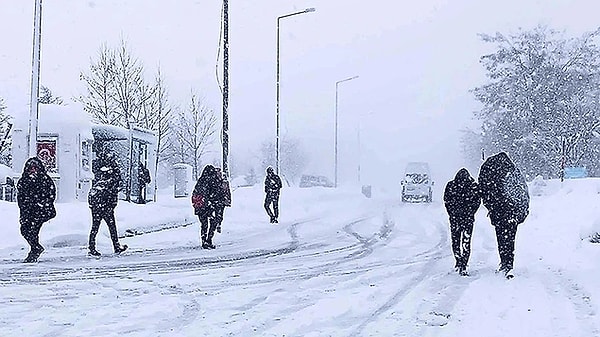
1, 182, 600, 336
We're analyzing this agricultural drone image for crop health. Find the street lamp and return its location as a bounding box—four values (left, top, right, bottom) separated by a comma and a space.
276, 7, 316, 175
334, 75, 358, 188
29, 0, 43, 158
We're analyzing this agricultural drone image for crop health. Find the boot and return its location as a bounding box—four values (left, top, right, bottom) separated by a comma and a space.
203, 236, 216, 249
114, 244, 128, 254
23, 251, 38, 263
88, 247, 102, 257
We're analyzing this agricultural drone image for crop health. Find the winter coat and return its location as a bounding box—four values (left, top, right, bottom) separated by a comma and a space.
192, 165, 220, 215
264, 172, 282, 195
88, 155, 121, 210
139, 164, 151, 185
17, 157, 56, 224
443, 168, 481, 221
478, 152, 530, 225
214, 175, 232, 208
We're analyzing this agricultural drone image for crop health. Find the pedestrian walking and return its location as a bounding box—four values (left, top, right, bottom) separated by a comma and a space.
213, 167, 231, 234
87, 152, 128, 256
192, 165, 220, 249
478, 152, 529, 279
17, 157, 56, 263
263, 166, 282, 223
443, 168, 481, 276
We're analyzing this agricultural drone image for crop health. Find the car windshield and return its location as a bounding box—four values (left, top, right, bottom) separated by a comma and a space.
405, 173, 429, 184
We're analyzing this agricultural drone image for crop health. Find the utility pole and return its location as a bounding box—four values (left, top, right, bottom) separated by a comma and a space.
29, 0, 43, 157
334, 75, 358, 188
222, 0, 230, 176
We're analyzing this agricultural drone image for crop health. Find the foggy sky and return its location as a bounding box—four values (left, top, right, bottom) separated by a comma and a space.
1, 0, 600, 187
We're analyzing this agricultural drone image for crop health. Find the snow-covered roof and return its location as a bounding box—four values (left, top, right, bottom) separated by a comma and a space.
91, 123, 156, 143
92, 124, 129, 141
12, 103, 93, 139
0, 164, 17, 182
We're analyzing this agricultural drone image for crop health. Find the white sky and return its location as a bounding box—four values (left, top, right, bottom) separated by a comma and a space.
2, 0, 600, 185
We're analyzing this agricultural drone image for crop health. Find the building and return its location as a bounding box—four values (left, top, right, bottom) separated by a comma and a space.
12, 104, 157, 203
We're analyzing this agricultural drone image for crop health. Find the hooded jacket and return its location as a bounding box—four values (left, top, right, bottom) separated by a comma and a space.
17, 157, 56, 223
264, 167, 282, 195
192, 165, 220, 215
478, 152, 530, 225
88, 154, 121, 210
443, 168, 481, 220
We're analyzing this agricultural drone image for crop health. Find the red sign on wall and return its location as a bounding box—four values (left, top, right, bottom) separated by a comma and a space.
37, 139, 57, 173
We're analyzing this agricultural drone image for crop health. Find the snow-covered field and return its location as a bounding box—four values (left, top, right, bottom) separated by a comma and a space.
1, 180, 600, 336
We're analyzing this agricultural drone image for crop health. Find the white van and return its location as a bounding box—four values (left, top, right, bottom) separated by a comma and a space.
401, 162, 433, 203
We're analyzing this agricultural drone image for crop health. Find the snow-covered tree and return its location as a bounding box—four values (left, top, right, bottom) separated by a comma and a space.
168, 94, 217, 178
260, 136, 307, 184
112, 40, 145, 128
0, 96, 10, 166
470, 25, 600, 178
39, 85, 64, 105
78, 43, 119, 125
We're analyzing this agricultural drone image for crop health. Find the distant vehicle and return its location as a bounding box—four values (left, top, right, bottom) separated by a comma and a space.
299, 175, 334, 188
401, 162, 433, 203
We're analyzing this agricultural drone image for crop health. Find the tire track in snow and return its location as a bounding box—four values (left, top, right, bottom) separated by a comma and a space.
347, 218, 449, 337
0, 216, 367, 286
539, 267, 600, 336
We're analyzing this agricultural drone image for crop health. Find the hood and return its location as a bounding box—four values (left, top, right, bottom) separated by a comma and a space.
454, 168, 474, 184
22, 157, 47, 177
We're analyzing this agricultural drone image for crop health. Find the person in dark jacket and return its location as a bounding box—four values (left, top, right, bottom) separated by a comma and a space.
137, 162, 151, 204
212, 167, 231, 234
444, 168, 481, 276
17, 157, 56, 263
87, 152, 127, 256
192, 165, 221, 249
264, 166, 282, 223
478, 152, 530, 278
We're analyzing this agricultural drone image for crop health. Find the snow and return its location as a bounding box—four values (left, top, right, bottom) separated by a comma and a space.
1, 179, 600, 336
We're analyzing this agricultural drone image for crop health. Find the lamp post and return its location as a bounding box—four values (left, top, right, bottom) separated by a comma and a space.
276, 7, 315, 175
334, 75, 358, 188
29, 0, 43, 158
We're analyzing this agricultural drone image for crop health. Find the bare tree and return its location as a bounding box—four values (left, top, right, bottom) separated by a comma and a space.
260, 136, 307, 184
113, 39, 145, 128
169, 94, 217, 178
78, 43, 118, 124
0, 97, 11, 166
39, 85, 64, 105
142, 67, 173, 200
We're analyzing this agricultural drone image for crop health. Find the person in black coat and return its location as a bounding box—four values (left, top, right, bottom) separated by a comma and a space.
212, 167, 231, 234
264, 166, 282, 223
444, 168, 481, 276
87, 152, 127, 256
137, 162, 151, 204
192, 165, 221, 249
478, 152, 530, 278
17, 157, 56, 263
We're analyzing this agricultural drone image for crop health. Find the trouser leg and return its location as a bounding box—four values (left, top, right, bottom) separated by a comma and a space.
449, 220, 462, 267
199, 214, 209, 243
503, 223, 517, 270
20, 218, 43, 253
495, 223, 513, 269
207, 214, 218, 245
103, 209, 120, 250
264, 196, 274, 218
272, 194, 280, 219
461, 221, 474, 268
89, 209, 102, 249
